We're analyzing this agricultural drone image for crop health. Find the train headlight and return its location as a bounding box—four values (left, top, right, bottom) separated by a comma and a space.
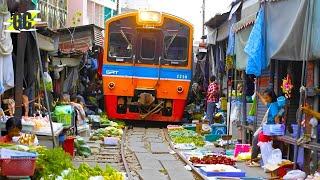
108, 82, 115, 89
177, 86, 183, 93
138, 11, 162, 24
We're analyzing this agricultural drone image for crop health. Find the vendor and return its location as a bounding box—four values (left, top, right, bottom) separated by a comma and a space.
0, 117, 22, 143
246, 88, 284, 167
299, 104, 320, 144
301, 105, 320, 119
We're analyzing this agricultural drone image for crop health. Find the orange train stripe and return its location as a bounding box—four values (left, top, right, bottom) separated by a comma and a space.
103, 76, 190, 99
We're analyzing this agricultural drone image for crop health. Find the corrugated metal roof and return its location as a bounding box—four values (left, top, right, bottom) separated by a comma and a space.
56, 24, 104, 54
58, 30, 92, 53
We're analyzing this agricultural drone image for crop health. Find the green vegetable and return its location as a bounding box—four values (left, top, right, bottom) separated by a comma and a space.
78, 145, 91, 158
62, 164, 123, 180
33, 147, 75, 180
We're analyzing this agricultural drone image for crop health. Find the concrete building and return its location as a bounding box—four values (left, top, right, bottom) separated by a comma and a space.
67, 0, 119, 29
38, 0, 68, 29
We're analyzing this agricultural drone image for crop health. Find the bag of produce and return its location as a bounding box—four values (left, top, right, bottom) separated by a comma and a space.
40, 72, 53, 92
78, 145, 91, 157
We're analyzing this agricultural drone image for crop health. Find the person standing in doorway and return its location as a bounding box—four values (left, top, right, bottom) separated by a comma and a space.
207, 75, 220, 124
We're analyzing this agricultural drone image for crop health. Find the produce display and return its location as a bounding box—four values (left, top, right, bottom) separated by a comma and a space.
0, 144, 123, 180
90, 127, 123, 141
171, 136, 205, 147
190, 155, 236, 166
33, 147, 75, 180
24, 116, 49, 128
169, 129, 197, 137
89, 114, 125, 129
58, 163, 123, 180
18, 133, 37, 145
74, 136, 92, 157
169, 129, 205, 147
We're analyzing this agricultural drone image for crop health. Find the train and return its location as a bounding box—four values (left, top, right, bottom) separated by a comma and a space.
102, 10, 194, 122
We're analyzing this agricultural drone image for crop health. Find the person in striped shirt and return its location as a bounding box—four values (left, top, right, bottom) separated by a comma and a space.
206, 75, 220, 124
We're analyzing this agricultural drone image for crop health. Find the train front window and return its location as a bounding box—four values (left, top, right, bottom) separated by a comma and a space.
164, 36, 188, 61
108, 32, 133, 59
140, 36, 156, 59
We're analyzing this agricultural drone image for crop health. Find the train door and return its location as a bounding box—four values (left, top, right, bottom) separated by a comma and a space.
133, 28, 163, 88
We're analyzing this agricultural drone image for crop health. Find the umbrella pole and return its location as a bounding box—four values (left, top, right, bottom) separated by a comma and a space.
34, 30, 57, 148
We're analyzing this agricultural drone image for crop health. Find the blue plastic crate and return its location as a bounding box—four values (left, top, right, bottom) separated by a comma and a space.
199, 168, 246, 177
211, 123, 227, 135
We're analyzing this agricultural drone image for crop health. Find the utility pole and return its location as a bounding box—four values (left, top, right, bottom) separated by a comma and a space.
116, 0, 120, 15
202, 0, 205, 39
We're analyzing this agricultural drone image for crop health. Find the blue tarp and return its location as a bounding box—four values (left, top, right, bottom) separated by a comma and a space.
245, 8, 266, 76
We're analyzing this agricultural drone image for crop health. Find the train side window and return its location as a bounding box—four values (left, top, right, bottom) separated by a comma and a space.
140, 36, 156, 59
163, 36, 188, 61
108, 32, 133, 59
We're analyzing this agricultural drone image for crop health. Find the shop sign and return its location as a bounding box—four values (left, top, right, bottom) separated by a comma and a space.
4, 10, 41, 33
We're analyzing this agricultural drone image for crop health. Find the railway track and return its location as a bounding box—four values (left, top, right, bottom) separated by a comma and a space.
72, 127, 136, 179
73, 125, 208, 180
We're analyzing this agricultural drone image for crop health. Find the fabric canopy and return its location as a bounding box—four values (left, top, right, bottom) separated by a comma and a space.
311, 0, 320, 59
265, 0, 308, 62
217, 21, 229, 42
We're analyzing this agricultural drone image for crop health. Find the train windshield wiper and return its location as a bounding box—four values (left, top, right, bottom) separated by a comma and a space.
120, 30, 132, 50
165, 33, 177, 57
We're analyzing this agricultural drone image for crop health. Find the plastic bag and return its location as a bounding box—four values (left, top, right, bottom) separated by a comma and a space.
258, 141, 273, 166
249, 95, 256, 116
230, 105, 240, 122
40, 72, 53, 92
267, 149, 282, 165
283, 170, 306, 180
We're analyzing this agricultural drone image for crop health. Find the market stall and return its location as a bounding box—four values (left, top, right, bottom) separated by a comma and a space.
165, 125, 300, 179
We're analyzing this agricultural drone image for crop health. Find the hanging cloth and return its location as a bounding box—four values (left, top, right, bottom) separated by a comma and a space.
0, 2, 14, 95
245, 8, 266, 76
97, 50, 103, 77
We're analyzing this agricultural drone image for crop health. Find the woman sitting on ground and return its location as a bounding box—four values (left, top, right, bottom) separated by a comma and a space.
246, 88, 284, 166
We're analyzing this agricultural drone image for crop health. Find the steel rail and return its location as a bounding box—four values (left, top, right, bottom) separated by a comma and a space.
120, 127, 134, 180
163, 129, 208, 180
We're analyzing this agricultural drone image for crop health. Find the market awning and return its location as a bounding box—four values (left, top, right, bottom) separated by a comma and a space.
234, 0, 259, 70
37, 33, 55, 52
311, 0, 320, 59
52, 56, 82, 67
216, 21, 229, 42
265, 0, 309, 62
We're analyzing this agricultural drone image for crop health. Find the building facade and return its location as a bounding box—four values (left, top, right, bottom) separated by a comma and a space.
67, 0, 119, 29
38, 0, 68, 29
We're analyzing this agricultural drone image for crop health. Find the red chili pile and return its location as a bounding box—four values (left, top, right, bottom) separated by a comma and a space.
190, 155, 236, 166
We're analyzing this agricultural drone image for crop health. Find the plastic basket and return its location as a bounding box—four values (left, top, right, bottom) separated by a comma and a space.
0, 158, 36, 176
205, 134, 220, 142
183, 124, 196, 131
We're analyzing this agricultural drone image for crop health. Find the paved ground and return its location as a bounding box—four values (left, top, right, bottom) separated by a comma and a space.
127, 127, 195, 180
